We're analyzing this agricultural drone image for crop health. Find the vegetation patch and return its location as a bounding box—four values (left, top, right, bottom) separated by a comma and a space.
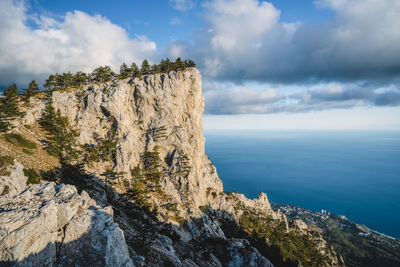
236, 210, 329, 267
0, 155, 14, 176
39, 94, 78, 161
22, 148, 34, 155
3, 133, 37, 149
24, 168, 41, 185
82, 122, 118, 164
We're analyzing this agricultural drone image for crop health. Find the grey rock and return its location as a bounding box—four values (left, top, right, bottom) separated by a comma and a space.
0, 182, 134, 267
0, 160, 27, 197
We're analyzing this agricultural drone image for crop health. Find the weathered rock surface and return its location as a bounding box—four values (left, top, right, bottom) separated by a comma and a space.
0, 160, 27, 197
0, 182, 133, 267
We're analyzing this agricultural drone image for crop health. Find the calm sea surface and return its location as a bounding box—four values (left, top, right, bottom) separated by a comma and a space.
204, 130, 400, 238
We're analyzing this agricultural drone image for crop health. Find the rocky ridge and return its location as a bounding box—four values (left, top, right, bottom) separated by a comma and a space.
0, 68, 343, 266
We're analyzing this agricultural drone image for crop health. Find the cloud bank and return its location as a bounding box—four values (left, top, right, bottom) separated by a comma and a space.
0, 0, 157, 86
170, 0, 400, 84
167, 0, 400, 114
204, 82, 400, 114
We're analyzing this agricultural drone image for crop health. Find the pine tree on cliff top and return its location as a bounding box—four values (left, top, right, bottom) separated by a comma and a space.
140, 59, 151, 75
22, 80, 40, 101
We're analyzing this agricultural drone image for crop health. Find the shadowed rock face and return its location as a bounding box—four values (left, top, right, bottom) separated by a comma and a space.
0, 182, 133, 267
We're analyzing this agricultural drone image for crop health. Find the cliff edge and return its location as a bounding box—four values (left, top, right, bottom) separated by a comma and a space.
0, 68, 344, 267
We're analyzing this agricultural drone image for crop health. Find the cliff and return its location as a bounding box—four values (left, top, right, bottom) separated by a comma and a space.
0, 68, 344, 266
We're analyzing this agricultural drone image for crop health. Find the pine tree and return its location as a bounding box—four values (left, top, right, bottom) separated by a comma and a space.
140, 60, 151, 75
187, 60, 196, 68
44, 74, 56, 91
90, 66, 115, 83
175, 57, 183, 69
39, 94, 78, 161
151, 64, 160, 73
22, 80, 40, 101
130, 62, 140, 77
102, 168, 124, 201
72, 71, 88, 87
119, 63, 130, 79
0, 84, 23, 132
141, 151, 162, 184
125, 165, 151, 207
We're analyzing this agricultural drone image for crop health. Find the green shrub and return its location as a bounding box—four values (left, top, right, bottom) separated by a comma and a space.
24, 168, 41, 185
83, 123, 117, 164
22, 148, 34, 155
24, 124, 31, 129
3, 133, 37, 149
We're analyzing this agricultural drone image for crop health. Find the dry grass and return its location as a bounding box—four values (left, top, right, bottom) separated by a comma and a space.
0, 124, 60, 172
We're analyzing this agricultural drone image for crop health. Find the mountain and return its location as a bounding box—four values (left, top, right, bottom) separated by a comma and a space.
0, 68, 344, 266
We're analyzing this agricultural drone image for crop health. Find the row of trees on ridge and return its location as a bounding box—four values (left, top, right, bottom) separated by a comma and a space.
44, 58, 196, 91
0, 58, 196, 132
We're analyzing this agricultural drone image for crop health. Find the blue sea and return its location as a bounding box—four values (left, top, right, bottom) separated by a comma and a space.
204, 130, 400, 238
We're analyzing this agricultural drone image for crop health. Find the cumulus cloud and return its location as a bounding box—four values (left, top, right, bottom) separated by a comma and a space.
169, 0, 195, 12
0, 0, 157, 87
165, 0, 400, 114
168, 0, 400, 84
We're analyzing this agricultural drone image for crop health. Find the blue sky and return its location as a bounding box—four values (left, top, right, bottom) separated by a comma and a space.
0, 0, 399, 129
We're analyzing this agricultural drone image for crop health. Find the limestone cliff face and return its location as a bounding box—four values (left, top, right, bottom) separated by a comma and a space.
23, 68, 222, 214
0, 68, 345, 266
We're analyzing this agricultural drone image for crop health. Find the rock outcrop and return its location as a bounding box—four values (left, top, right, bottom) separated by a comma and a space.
0, 182, 133, 267
0, 160, 27, 197
0, 68, 345, 266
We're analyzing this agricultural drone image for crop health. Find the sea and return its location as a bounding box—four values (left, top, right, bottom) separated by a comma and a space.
204, 130, 400, 238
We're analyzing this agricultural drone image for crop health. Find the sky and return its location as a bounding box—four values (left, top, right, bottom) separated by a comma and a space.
0, 0, 399, 130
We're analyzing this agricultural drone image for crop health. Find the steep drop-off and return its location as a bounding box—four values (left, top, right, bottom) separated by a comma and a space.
0, 68, 344, 266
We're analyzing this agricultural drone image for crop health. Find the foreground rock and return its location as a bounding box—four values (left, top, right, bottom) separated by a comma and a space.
0, 182, 133, 267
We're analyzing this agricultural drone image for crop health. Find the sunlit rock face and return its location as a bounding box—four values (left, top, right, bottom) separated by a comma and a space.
0, 182, 133, 267
23, 68, 223, 217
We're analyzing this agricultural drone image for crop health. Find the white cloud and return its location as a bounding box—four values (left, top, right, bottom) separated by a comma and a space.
171, 0, 400, 84
164, 0, 400, 114
169, 0, 195, 12
0, 0, 157, 86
